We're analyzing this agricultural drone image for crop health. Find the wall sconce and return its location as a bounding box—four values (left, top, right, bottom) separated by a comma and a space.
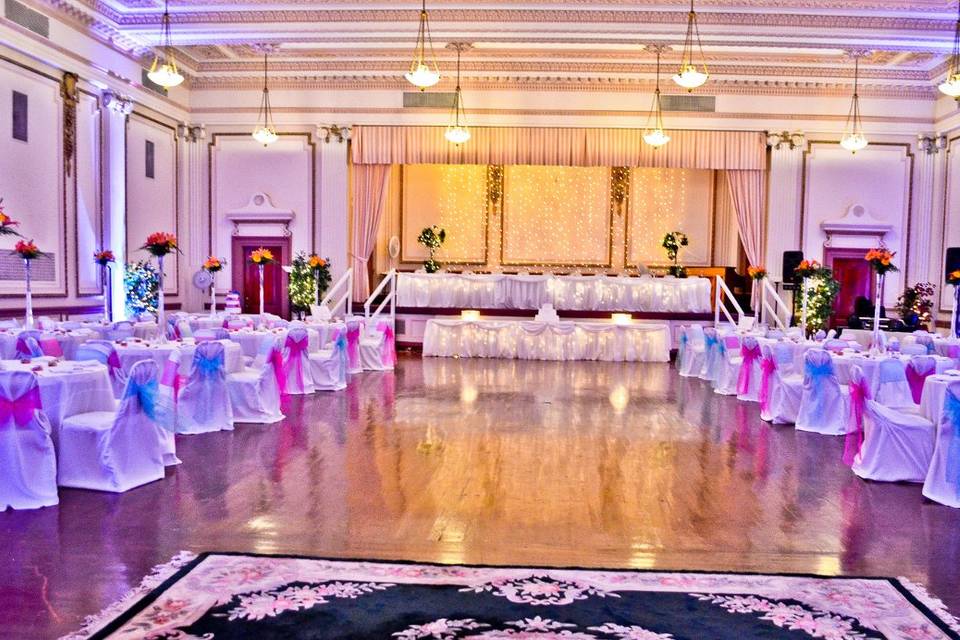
101, 90, 133, 115
917, 134, 947, 155
766, 131, 805, 150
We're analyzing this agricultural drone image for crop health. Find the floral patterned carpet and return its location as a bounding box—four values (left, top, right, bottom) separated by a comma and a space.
67, 552, 960, 640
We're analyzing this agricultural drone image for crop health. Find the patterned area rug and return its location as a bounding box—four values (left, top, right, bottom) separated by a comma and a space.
66, 552, 960, 640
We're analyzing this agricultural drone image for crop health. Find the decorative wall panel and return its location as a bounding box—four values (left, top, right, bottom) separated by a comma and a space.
75, 91, 102, 295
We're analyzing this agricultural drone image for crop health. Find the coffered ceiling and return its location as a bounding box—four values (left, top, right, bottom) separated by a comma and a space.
28, 0, 960, 97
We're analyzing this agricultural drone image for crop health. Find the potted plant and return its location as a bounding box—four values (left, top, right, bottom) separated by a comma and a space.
661, 231, 689, 277
417, 226, 446, 274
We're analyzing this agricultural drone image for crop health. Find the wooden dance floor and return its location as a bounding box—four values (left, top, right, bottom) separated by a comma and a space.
2, 354, 959, 638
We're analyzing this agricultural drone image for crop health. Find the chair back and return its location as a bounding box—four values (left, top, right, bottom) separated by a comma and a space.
117, 360, 167, 425
0, 318, 19, 329
826, 329, 837, 340
842, 365, 872, 466
803, 349, 836, 386
905, 356, 937, 404
189, 341, 225, 382
901, 343, 927, 356
109, 320, 135, 340
915, 334, 935, 354
0, 370, 44, 429
15, 334, 43, 359
283, 328, 312, 393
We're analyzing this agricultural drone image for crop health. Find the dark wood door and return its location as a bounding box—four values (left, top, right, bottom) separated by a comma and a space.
825, 248, 873, 328
231, 236, 290, 318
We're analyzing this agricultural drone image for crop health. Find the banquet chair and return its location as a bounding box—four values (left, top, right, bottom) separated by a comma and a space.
874, 359, 913, 409
345, 318, 364, 375
922, 381, 960, 508
0, 371, 58, 510
765, 329, 784, 340
736, 336, 763, 402
713, 335, 743, 396
360, 321, 396, 372
227, 337, 284, 423
699, 327, 722, 382
759, 343, 803, 424
796, 349, 851, 435
36, 316, 57, 330
679, 325, 706, 378
282, 327, 315, 395
900, 343, 927, 356
105, 320, 135, 341
814, 329, 827, 341
309, 329, 349, 392
0, 318, 19, 329
915, 334, 935, 355
14, 334, 44, 360
674, 326, 688, 371
825, 329, 838, 340
176, 341, 234, 434
176, 320, 194, 340
75, 340, 127, 398
851, 397, 935, 483
905, 356, 937, 405
57, 360, 170, 492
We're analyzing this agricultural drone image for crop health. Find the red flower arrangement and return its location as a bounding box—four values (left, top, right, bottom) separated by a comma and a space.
141, 232, 180, 257
948, 269, 960, 286
94, 249, 115, 266
249, 248, 275, 265
14, 239, 43, 260
865, 247, 898, 275
747, 265, 767, 281
794, 259, 821, 279
308, 254, 327, 269
0, 198, 21, 236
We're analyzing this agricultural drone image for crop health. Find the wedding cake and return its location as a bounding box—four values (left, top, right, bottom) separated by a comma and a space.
535, 303, 560, 324
224, 291, 242, 314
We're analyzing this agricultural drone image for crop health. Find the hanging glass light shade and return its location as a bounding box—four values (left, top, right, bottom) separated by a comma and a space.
147, 0, 184, 89
405, 0, 441, 90
252, 52, 279, 147
445, 43, 471, 145
672, 0, 709, 91
940, 2, 960, 98
840, 55, 869, 153
644, 47, 671, 148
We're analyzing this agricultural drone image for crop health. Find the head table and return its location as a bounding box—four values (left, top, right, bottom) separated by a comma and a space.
398, 272, 711, 313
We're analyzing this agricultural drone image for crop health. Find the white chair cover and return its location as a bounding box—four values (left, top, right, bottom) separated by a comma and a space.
678, 325, 706, 378
345, 318, 364, 375
713, 335, 742, 396
900, 343, 927, 356
227, 337, 284, 424
905, 356, 937, 405
922, 381, 960, 508
15, 331, 43, 359
852, 399, 935, 483
106, 320, 135, 341
282, 327, 315, 395
310, 330, 349, 392
759, 343, 803, 424
699, 327, 722, 381
874, 358, 913, 409
360, 321, 397, 372
736, 336, 763, 402
75, 340, 128, 398
57, 360, 170, 492
0, 371, 58, 510
796, 349, 851, 435
176, 341, 234, 433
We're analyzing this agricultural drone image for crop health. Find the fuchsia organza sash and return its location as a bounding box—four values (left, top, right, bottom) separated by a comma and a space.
346, 324, 361, 369
905, 361, 936, 405
284, 334, 310, 390
0, 386, 42, 427
758, 355, 777, 413
39, 338, 63, 357
268, 346, 286, 395
737, 343, 762, 395
160, 359, 183, 401
842, 377, 872, 466
379, 322, 396, 367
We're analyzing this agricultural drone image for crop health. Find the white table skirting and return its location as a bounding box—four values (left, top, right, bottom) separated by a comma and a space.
423, 319, 670, 362
398, 273, 711, 313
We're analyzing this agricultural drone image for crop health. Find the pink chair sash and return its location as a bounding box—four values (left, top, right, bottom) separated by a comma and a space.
284, 334, 310, 391
346, 324, 361, 369
758, 355, 777, 413
905, 360, 936, 405
842, 377, 872, 466
379, 322, 396, 367
160, 359, 183, 400
268, 346, 286, 395
0, 386, 42, 427
38, 338, 63, 357
737, 343, 762, 395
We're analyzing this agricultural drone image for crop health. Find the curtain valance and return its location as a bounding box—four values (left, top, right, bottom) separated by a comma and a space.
351, 126, 766, 171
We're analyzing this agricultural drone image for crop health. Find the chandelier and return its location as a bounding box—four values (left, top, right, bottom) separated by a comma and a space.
940, 2, 960, 98
147, 0, 184, 89
672, 0, 708, 91
644, 46, 671, 148
840, 54, 868, 153
405, 0, 441, 90
252, 52, 279, 147
445, 43, 471, 145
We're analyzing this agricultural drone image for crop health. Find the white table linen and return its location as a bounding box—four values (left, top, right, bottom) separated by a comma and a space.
832, 353, 953, 396
0, 329, 96, 360
398, 273, 711, 313
228, 328, 324, 358
112, 340, 244, 376
423, 319, 670, 362
919, 373, 960, 423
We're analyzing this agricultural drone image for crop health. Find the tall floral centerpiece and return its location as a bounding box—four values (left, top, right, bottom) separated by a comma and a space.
793, 259, 821, 335
94, 250, 115, 323
948, 269, 960, 338
14, 240, 43, 329
141, 232, 179, 341
249, 247, 275, 318
0, 199, 22, 237
865, 247, 897, 351
202, 256, 226, 317
747, 265, 767, 325
417, 226, 446, 274
309, 254, 332, 305
662, 231, 689, 277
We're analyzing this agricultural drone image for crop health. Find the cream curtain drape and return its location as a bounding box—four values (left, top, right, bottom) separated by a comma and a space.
350, 164, 392, 301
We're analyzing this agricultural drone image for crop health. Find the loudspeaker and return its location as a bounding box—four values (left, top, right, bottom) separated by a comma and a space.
946, 247, 960, 280
782, 251, 804, 282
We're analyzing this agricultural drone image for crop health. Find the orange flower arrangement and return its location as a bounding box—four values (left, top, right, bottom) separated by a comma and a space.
747, 265, 767, 281
249, 248, 275, 265
203, 256, 226, 273
947, 269, 960, 286
14, 239, 43, 260
865, 247, 898, 275
141, 232, 179, 257
794, 259, 821, 279
94, 249, 115, 266
308, 254, 327, 269
0, 198, 20, 236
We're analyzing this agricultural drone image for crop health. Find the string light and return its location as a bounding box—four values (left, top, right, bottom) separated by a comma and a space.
629, 168, 690, 266
436, 165, 487, 261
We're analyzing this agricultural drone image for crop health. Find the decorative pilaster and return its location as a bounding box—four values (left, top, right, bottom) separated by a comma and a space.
101, 90, 133, 319
764, 131, 805, 282
911, 134, 946, 287
318, 125, 350, 283
60, 72, 78, 177
178, 123, 206, 312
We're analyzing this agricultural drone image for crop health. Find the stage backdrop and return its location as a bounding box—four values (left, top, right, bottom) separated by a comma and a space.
384, 164, 717, 273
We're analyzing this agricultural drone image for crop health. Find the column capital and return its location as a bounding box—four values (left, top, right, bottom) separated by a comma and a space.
101, 90, 133, 115
177, 123, 206, 143
917, 134, 947, 155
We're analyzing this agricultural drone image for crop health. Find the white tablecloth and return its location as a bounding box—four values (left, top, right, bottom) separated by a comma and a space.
398, 273, 711, 313
0, 329, 96, 360
112, 340, 244, 375
84, 321, 159, 341
920, 373, 960, 422
423, 319, 670, 362
832, 353, 954, 395
228, 328, 326, 358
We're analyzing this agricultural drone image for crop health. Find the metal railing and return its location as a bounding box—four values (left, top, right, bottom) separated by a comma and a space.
714, 275, 745, 330
364, 269, 397, 331
319, 268, 353, 319
760, 279, 791, 331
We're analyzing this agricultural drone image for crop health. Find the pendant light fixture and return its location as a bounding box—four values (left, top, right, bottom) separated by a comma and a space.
672, 0, 708, 91
445, 43, 471, 145
252, 52, 279, 147
147, 0, 184, 89
405, 0, 441, 90
840, 53, 868, 154
939, 1, 960, 98
644, 45, 671, 148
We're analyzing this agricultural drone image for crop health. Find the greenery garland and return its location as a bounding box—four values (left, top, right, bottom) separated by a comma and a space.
287, 252, 317, 316
123, 260, 159, 317
802, 267, 840, 333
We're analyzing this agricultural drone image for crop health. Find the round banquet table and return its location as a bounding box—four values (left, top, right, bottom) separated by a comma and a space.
0, 328, 97, 360
84, 321, 160, 341
831, 353, 955, 395
0, 360, 116, 437
227, 327, 325, 358
919, 372, 960, 423
112, 339, 244, 375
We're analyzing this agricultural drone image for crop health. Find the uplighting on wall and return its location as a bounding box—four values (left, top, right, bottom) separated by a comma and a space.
252, 52, 279, 147
445, 43, 472, 145
643, 45, 671, 148
672, 0, 709, 91
840, 53, 869, 154
146, 0, 184, 89
405, 0, 441, 90
940, 1, 960, 98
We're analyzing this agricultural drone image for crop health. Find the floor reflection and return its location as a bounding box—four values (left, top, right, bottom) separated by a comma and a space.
2, 354, 959, 638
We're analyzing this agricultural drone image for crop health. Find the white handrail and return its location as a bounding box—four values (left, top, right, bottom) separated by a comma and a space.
364, 269, 397, 331
760, 279, 791, 331
714, 275, 745, 330
320, 268, 353, 318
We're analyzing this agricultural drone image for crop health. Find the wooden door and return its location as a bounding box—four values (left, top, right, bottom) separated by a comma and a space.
825, 248, 873, 328
231, 236, 290, 318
